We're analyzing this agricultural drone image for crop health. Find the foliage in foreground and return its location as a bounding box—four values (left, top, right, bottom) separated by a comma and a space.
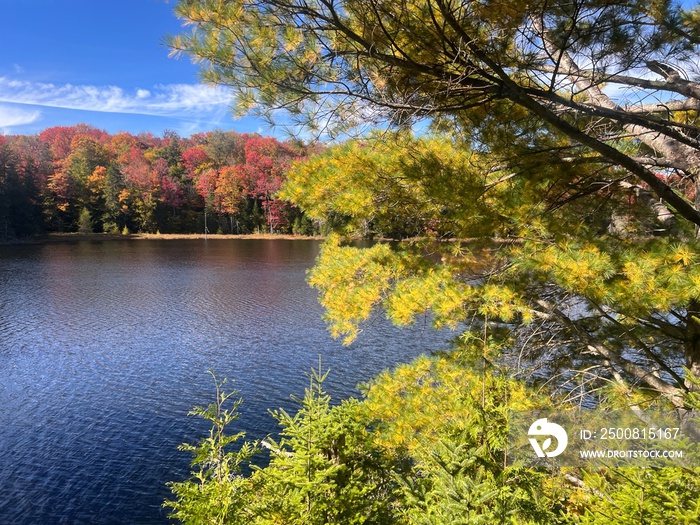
281, 132, 700, 409
166, 352, 700, 524
165, 374, 256, 524
164, 1, 700, 519
172, 0, 700, 410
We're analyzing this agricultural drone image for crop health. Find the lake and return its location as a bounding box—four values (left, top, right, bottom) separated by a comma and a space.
0, 239, 449, 524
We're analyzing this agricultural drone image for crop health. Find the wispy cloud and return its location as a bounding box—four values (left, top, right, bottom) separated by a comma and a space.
0, 104, 41, 131
0, 77, 232, 117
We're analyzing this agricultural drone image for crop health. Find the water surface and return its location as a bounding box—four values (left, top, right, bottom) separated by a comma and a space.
0, 239, 448, 524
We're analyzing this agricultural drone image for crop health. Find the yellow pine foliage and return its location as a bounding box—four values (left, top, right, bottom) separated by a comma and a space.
362, 353, 542, 455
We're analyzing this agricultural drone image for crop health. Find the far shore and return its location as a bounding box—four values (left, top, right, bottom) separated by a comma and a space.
1, 233, 513, 247
1, 232, 327, 246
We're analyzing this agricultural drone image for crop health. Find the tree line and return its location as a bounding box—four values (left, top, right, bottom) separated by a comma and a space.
0, 124, 322, 241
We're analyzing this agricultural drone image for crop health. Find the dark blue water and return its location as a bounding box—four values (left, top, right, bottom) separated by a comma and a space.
0, 239, 449, 524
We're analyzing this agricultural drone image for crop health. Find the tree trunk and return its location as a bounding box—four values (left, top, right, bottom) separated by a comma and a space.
687, 177, 700, 390
685, 299, 700, 391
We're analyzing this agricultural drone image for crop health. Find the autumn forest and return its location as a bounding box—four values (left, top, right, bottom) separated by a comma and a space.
0, 124, 321, 241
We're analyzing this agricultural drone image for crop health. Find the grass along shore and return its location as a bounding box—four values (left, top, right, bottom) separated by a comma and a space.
1, 232, 326, 245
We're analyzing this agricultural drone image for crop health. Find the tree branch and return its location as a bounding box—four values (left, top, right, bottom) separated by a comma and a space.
533, 299, 685, 407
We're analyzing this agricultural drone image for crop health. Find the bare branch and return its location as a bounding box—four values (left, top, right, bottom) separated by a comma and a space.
533, 299, 685, 407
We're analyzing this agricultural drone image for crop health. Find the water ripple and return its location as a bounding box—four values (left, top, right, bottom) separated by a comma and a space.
0, 240, 451, 524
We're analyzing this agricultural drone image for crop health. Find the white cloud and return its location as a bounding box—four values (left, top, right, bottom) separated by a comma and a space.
0, 104, 41, 131
0, 77, 232, 118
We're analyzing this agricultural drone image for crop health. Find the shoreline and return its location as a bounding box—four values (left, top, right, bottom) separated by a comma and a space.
1, 232, 327, 246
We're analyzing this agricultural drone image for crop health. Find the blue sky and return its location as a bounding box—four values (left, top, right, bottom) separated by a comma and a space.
0, 0, 268, 137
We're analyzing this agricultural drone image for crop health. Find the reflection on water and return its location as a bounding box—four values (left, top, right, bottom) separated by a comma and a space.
0, 239, 449, 524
